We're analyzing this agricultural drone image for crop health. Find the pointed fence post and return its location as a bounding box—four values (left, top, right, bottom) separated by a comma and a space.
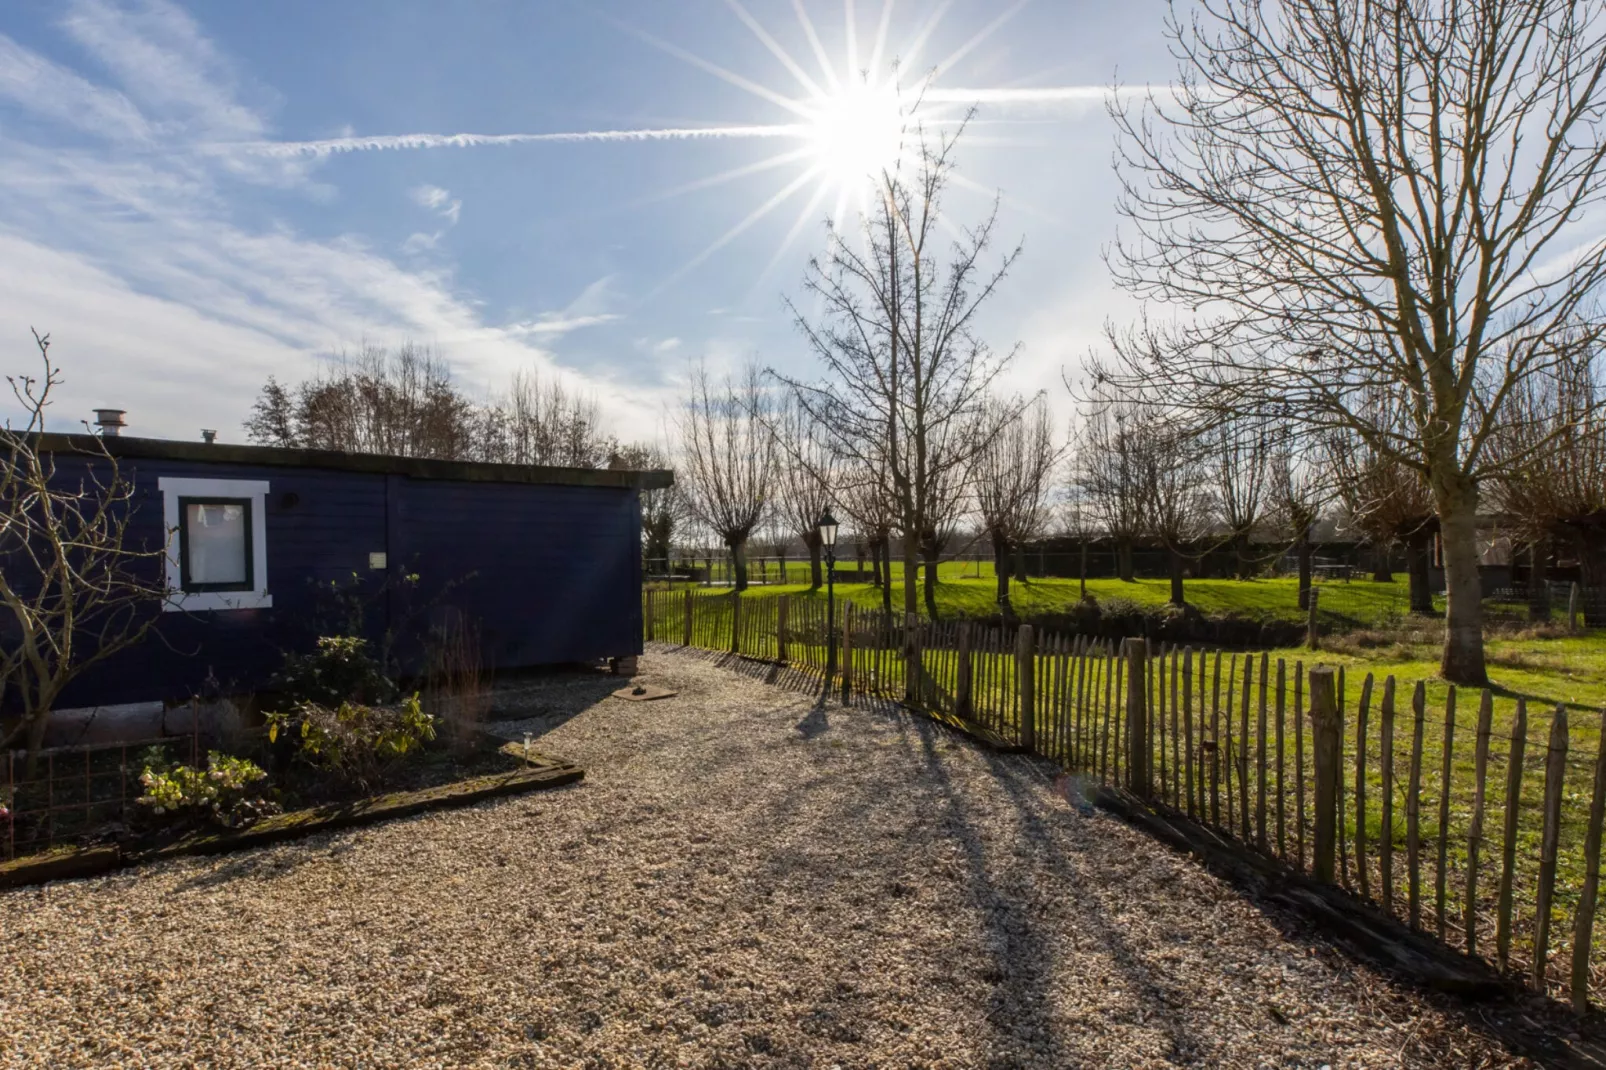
1124, 638, 1149, 797
730, 591, 741, 655
776, 595, 790, 664
1308, 667, 1342, 884
1306, 587, 1321, 650
956, 623, 974, 720
645, 590, 655, 643
1017, 625, 1037, 752
1572, 711, 1606, 1014
840, 604, 853, 703
905, 612, 921, 706
683, 589, 694, 647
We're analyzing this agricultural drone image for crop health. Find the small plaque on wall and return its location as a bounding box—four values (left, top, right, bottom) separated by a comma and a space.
368, 552, 388, 571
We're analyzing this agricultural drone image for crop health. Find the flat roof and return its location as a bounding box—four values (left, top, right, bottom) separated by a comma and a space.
33, 433, 675, 490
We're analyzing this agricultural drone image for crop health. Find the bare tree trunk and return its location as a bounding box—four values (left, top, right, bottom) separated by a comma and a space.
1407, 533, 1434, 615
922, 538, 940, 621
1530, 538, 1552, 622
993, 533, 1011, 607
730, 538, 750, 593
1117, 538, 1135, 583
1297, 527, 1314, 610
879, 536, 894, 616
1168, 547, 1187, 607
1014, 543, 1029, 584
902, 530, 919, 618
1372, 544, 1394, 583
1436, 487, 1488, 685
804, 532, 823, 590
1079, 540, 1088, 600
1234, 531, 1252, 580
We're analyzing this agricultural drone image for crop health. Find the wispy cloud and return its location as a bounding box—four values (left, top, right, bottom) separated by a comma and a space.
0, 0, 660, 439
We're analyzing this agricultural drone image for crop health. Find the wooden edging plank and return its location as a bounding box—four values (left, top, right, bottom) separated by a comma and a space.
1, 761, 583, 889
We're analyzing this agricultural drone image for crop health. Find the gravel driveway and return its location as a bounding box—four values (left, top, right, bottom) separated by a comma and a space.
0, 648, 1532, 1068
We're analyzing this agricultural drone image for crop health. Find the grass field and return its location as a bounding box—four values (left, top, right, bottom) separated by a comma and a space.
660, 568, 1433, 627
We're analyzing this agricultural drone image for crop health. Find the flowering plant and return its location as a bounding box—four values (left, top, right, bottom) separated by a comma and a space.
137, 750, 276, 828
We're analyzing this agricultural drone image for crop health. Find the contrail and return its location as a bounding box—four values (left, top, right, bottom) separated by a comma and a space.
219, 124, 812, 159
923, 86, 1154, 104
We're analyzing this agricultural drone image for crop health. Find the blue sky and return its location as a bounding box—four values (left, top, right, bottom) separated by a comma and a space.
0, 0, 1171, 443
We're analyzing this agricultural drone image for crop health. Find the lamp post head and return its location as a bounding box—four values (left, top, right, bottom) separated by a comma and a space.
816, 510, 840, 549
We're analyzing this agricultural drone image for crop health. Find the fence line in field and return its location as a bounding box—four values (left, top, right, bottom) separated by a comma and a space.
645, 588, 1606, 1013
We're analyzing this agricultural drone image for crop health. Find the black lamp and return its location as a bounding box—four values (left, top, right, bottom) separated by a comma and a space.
818, 510, 839, 682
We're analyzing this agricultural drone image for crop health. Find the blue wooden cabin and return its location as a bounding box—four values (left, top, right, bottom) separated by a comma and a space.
29, 434, 669, 709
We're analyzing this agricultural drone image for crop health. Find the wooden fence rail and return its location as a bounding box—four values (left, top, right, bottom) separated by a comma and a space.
644, 590, 1606, 1010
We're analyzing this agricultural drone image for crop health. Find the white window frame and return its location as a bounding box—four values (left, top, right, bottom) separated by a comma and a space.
159, 477, 272, 612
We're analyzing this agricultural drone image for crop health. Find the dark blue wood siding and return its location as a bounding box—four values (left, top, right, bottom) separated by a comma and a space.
46, 454, 642, 709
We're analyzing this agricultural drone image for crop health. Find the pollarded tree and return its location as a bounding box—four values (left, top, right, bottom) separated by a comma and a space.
1135, 418, 1213, 607
1266, 435, 1328, 610
836, 454, 897, 616
677, 362, 777, 592
772, 393, 840, 590
1327, 416, 1437, 613
1105, 0, 1606, 684
976, 396, 1061, 616
1487, 344, 1606, 612
1074, 400, 1149, 583
0, 331, 168, 774
1214, 418, 1271, 580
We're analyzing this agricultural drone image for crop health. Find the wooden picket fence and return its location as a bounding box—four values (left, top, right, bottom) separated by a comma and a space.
643, 590, 1606, 1013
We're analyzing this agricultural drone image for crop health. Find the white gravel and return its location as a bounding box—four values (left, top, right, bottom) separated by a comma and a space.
0, 648, 1530, 1068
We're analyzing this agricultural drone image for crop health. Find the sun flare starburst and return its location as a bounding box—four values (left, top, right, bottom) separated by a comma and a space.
801, 77, 909, 190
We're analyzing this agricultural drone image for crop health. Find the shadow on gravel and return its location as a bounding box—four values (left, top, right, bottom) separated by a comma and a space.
969, 746, 1606, 1070
483, 668, 626, 742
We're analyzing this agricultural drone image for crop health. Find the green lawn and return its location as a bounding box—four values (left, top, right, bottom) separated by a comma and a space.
657, 570, 1473, 630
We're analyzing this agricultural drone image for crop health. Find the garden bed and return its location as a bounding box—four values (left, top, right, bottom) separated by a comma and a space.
0, 746, 581, 888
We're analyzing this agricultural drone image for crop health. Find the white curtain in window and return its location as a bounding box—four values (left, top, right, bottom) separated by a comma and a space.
186, 503, 248, 585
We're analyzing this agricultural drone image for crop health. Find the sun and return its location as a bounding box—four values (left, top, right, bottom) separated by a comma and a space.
801, 78, 908, 189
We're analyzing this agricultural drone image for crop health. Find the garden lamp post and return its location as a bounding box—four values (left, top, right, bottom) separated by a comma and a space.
818, 510, 839, 680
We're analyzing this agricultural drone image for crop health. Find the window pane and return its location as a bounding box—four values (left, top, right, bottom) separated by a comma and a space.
186, 503, 248, 586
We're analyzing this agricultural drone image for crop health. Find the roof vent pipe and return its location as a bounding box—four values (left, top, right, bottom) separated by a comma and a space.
93, 409, 126, 436
201, 429, 217, 444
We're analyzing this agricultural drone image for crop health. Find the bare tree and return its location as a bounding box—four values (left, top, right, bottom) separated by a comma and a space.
783, 120, 1024, 621
246, 344, 615, 467
477, 371, 616, 468
836, 455, 897, 615
0, 332, 168, 773
1328, 419, 1437, 612
1104, 0, 1606, 684
677, 362, 777, 592
246, 342, 474, 459
1488, 345, 1606, 615
1074, 401, 1149, 583
1135, 419, 1213, 607
772, 393, 840, 589
1266, 435, 1329, 610
976, 396, 1061, 615
1215, 418, 1271, 580
610, 442, 686, 569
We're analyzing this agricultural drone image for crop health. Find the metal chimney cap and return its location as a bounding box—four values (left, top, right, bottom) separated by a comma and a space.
93, 409, 127, 436
201, 429, 217, 444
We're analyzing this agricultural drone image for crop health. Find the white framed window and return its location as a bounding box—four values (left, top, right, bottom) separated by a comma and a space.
158, 477, 272, 612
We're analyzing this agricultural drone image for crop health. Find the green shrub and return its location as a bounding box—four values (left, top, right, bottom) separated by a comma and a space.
265, 693, 436, 786
137, 750, 277, 829
272, 635, 396, 708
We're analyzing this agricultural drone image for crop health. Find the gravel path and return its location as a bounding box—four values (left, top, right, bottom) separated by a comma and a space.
0, 649, 1532, 1068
